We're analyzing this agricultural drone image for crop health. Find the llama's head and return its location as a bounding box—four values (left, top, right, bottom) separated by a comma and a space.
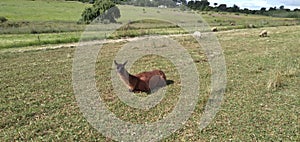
114, 60, 128, 74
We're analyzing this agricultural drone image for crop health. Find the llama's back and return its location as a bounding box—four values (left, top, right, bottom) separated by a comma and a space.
135, 70, 166, 81
135, 70, 166, 93
156, 70, 166, 80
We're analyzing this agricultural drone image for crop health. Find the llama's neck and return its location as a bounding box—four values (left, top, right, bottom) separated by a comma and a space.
117, 69, 136, 86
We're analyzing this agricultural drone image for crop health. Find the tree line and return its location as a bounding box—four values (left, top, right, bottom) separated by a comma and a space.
184, 0, 300, 18
76, 0, 300, 23
125, 0, 300, 18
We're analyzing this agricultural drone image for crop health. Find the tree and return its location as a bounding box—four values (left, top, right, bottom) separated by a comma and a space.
103, 6, 121, 23
232, 4, 240, 12
194, 1, 202, 10
218, 4, 227, 11
180, 0, 187, 5
201, 0, 210, 10
187, 0, 210, 10
260, 7, 266, 12
269, 7, 276, 11
81, 7, 96, 23
80, 0, 120, 24
279, 5, 284, 10
214, 3, 218, 7
187, 1, 195, 9
242, 8, 250, 14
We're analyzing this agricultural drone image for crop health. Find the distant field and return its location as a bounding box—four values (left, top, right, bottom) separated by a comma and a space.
1, 0, 300, 49
0, 0, 87, 22
1, 25, 299, 141
200, 11, 299, 30
0, 32, 80, 48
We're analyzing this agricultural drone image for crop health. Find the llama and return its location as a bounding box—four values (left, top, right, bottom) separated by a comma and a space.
114, 60, 166, 93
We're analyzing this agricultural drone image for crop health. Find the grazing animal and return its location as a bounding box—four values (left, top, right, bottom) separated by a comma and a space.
114, 60, 166, 93
259, 30, 268, 37
193, 31, 202, 38
211, 27, 218, 32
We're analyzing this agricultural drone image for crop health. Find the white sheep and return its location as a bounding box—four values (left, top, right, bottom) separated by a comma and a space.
211, 27, 218, 32
259, 30, 268, 37
193, 31, 202, 38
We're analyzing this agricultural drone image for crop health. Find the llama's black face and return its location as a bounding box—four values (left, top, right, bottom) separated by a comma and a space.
114, 60, 127, 74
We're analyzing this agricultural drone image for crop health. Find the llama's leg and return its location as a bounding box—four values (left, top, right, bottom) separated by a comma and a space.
128, 81, 138, 92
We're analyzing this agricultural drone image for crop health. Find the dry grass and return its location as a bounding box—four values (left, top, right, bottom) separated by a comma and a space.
267, 70, 283, 91
1, 21, 299, 142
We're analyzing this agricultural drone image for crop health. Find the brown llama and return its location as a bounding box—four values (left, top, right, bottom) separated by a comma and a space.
114, 60, 166, 93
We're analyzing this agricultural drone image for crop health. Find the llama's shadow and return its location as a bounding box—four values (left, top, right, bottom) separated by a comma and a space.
166, 80, 174, 86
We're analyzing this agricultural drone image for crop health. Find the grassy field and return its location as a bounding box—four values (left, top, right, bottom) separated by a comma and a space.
0, 0, 299, 141
0, 0, 87, 48
1, 24, 299, 141
0, 0, 86, 22
1, 0, 300, 49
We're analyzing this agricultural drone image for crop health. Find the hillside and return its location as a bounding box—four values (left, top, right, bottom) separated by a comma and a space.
0, 0, 299, 49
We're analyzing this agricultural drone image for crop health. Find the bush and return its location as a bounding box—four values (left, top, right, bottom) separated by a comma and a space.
0, 16, 8, 23
80, 0, 120, 24
179, 5, 188, 11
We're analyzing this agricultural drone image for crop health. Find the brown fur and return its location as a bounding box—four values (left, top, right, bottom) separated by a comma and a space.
114, 61, 166, 93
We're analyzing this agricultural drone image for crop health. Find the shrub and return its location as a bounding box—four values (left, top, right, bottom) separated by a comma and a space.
179, 5, 188, 11
80, 0, 120, 24
0, 16, 8, 23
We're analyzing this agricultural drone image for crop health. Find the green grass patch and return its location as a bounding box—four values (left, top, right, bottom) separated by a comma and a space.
0, 21, 85, 34
0, 32, 81, 49
1, 25, 299, 141
0, 0, 88, 22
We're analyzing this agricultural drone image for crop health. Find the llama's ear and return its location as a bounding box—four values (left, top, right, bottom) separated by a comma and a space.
114, 60, 118, 66
123, 60, 128, 66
